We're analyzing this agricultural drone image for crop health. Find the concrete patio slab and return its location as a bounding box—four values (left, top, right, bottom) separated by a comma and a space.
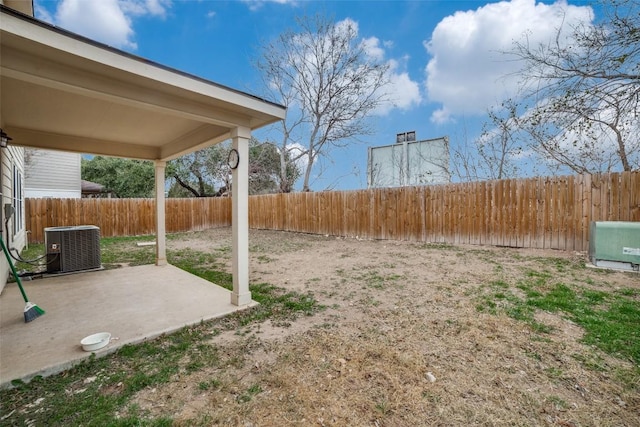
0, 264, 255, 388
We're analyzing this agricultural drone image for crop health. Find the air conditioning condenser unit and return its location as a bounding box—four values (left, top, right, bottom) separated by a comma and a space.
45, 225, 102, 274
589, 221, 640, 272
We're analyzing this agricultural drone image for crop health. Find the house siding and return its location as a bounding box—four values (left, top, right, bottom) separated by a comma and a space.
1, 145, 26, 294
25, 149, 81, 199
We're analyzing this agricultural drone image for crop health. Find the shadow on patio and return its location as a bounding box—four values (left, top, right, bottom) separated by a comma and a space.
0, 265, 254, 388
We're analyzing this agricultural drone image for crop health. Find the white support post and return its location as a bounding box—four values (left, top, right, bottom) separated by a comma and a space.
230, 127, 251, 306
154, 160, 167, 266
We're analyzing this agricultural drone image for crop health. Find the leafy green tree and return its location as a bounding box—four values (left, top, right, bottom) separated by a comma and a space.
168, 144, 228, 197
248, 141, 300, 194
167, 139, 301, 197
81, 156, 155, 198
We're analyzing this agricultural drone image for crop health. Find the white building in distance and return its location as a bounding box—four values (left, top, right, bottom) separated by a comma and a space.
367, 132, 450, 188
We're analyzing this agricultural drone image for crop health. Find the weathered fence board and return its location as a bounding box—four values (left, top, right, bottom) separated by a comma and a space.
25, 172, 639, 251
26, 198, 231, 243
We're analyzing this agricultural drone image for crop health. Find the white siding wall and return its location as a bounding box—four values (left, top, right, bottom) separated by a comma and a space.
1, 145, 26, 294
25, 149, 81, 199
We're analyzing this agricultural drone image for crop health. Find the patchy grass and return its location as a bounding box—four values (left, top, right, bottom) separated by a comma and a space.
2, 235, 323, 426
100, 236, 158, 267
13, 243, 48, 274
418, 242, 457, 251
175, 244, 325, 326
528, 285, 640, 363
5, 230, 639, 426
474, 259, 640, 365
4, 326, 218, 426
14, 237, 158, 272
353, 269, 404, 289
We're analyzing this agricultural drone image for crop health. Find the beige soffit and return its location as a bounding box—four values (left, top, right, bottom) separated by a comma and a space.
0, 5, 286, 161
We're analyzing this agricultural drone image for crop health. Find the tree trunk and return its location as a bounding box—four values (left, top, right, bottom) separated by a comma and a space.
302, 155, 314, 192
279, 144, 291, 193
172, 175, 202, 197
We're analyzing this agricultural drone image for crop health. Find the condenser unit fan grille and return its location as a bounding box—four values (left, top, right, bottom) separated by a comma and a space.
45, 225, 101, 273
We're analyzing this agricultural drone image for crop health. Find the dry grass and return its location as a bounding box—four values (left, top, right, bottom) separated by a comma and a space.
120, 229, 640, 426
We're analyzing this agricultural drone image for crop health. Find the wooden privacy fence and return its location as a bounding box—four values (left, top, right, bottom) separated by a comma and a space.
26, 171, 639, 251
25, 197, 231, 243
250, 172, 639, 251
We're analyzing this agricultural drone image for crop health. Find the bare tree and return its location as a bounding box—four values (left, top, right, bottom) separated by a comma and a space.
451, 107, 525, 183
511, 0, 640, 173
256, 15, 390, 192
478, 100, 525, 180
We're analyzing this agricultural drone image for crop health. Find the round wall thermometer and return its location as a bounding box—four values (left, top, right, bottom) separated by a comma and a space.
227, 148, 240, 169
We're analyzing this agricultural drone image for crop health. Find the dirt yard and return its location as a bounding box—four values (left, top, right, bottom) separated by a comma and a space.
136, 228, 638, 426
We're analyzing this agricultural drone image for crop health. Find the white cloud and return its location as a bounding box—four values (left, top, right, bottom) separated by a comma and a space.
143, 0, 170, 16
424, 0, 593, 123
120, 0, 171, 16
335, 17, 358, 37
361, 36, 385, 61
358, 36, 421, 115
389, 71, 422, 110
40, 0, 172, 50
430, 107, 452, 125
241, 0, 297, 12
376, 58, 422, 115
34, 3, 54, 24
56, 0, 136, 49
287, 142, 309, 172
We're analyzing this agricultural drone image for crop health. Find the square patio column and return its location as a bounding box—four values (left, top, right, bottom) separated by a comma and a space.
230, 126, 251, 306
154, 160, 167, 266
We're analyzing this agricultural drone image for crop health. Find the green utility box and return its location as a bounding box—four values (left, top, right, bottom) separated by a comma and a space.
589, 221, 640, 272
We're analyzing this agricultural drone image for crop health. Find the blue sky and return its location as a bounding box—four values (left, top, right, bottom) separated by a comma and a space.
34, 0, 596, 190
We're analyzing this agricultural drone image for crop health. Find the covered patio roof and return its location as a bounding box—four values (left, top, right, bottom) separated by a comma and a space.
1, 3, 286, 384
0, 5, 286, 162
